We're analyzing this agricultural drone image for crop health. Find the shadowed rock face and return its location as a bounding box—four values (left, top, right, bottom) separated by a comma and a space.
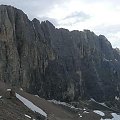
0, 5, 120, 102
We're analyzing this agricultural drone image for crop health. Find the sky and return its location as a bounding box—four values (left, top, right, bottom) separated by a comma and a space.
0, 0, 120, 48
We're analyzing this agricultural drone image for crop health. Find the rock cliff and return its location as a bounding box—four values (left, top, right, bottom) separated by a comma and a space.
0, 5, 120, 103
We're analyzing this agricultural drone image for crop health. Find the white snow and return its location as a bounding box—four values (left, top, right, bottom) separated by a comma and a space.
16, 93, 47, 117
90, 98, 96, 102
78, 114, 82, 117
93, 110, 105, 116
25, 114, 31, 119
103, 58, 110, 62
0, 96, 2, 98
83, 108, 86, 111
100, 113, 120, 120
90, 98, 109, 108
7, 89, 11, 91
48, 99, 80, 110
20, 88, 23, 91
99, 102, 108, 107
103, 58, 113, 62
35, 95, 39, 98
83, 111, 89, 113
115, 96, 119, 101
48, 100, 66, 106
111, 113, 120, 120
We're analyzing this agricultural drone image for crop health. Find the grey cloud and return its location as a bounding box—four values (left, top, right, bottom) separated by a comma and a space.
59, 19, 80, 26
0, 0, 68, 20
59, 11, 91, 26
64, 11, 90, 21
64, 11, 90, 20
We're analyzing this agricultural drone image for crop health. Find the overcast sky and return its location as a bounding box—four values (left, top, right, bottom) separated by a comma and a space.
0, 0, 120, 48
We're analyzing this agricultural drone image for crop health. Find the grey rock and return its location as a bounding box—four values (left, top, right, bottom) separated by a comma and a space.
0, 5, 120, 103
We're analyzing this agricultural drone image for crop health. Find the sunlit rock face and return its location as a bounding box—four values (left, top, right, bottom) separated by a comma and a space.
0, 5, 120, 102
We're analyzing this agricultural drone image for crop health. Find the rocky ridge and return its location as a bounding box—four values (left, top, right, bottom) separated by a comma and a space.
0, 5, 120, 105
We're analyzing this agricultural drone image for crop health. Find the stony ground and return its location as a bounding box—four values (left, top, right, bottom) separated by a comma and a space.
0, 89, 101, 120
0, 97, 36, 120
17, 90, 103, 120
0, 81, 119, 120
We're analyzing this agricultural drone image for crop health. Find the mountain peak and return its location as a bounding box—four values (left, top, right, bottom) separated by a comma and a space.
0, 5, 120, 112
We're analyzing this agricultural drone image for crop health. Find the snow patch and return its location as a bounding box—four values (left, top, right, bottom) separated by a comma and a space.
35, 95, 39, 98
93, 110, 105, 116
90, 98, 96, 102
90, 98, 109, 108
16, 93, 47, 117
115, 96, 119, 101
0, 96, 2, 98
99, 102, 107, 107
20, 88, 23, 91
111, 113, 120, 120
48, 99, 80, 110
7, 89, 11, 91
103, 58, 110, 62
78, 114, 82, 117
25, 114, 31, 119
103, 58, 113, 62
101, 113, 120, 120
83, 111, 89, 113
115, 59, 118, 62
83, 108, 86, 111
48, 99, 66, 106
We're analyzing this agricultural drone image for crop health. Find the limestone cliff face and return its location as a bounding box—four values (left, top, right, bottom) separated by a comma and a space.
0, 5, 120, 102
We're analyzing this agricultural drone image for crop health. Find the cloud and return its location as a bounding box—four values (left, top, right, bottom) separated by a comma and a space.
58, 11, 90, 26
64, 11, 90, 21
0, 0, 120, 48
0, 0, 69, 20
